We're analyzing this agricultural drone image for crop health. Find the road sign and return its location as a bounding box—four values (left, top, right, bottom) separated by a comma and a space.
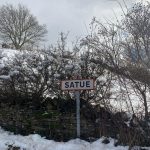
61, 78, 95, 138
61, 79, 94, 91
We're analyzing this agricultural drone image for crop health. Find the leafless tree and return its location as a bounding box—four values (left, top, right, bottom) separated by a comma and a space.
0, 4, 47, 50
81, 2, 150, 121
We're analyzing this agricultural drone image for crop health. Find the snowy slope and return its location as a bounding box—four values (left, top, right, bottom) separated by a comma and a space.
0, 127, 149, 150
0, 127, 129, 150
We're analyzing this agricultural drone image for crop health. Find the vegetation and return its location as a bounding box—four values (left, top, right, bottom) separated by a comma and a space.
0, 4, 47, 50
0, 2, 150, 149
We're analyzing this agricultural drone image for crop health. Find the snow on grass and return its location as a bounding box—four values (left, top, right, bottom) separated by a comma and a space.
0, 127, 130, 150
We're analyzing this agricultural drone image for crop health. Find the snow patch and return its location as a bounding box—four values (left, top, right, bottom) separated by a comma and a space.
0, 127, 132, 150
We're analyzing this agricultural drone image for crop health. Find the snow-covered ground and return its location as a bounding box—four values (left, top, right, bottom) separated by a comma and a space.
0, 127, 128, 150
0, 127, 149, 150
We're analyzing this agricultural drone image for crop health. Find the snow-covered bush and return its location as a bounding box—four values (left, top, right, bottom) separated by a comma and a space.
0, 34, 81, 104
0, 37, 112, 108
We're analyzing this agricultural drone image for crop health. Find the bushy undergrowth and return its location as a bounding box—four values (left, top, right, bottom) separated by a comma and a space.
0, 96, 149, 147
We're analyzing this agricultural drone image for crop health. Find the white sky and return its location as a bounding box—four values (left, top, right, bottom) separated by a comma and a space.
0, 0, 148, 46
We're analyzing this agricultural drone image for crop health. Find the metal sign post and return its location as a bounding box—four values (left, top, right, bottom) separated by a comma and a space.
61, 79, 94, 138
75, 90, 80, 138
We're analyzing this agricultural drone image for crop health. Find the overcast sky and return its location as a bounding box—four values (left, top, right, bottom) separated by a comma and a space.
0, 0, 146, 46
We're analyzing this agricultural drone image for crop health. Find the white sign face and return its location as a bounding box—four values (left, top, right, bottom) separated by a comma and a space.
61, 79, 94, 91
